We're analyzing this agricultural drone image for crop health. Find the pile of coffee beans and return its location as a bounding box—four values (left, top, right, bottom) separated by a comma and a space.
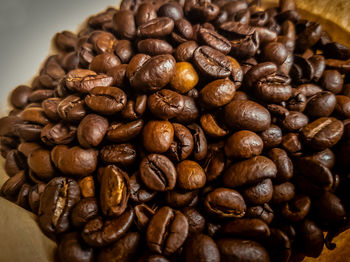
1, 0, 350, 261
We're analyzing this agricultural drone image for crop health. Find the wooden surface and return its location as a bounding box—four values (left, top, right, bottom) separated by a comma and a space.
0, 0, 350, 261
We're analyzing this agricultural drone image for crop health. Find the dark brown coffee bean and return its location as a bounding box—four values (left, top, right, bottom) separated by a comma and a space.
121, 94, 148, 120
0, 170, 26, 199
115, 40, 135, 64
28, 183, 46, 214
5, 150, 27, 177
58, 232, 94, 262
173, 95, 199, 123
246, 204, 274, 225
296, 220, 324, 258
82, 208, 134, 247
71, 197, 99, 228
89, 53, 121, 73
199, 78, 235, 108
38, 177, 80, 237
146, 206, 188, 255
241, 178, 273, 205
10, 85, 31, 109
142, 120, 174, 153
174, 41, 198, 62
224, 156, 277, 188
263, 42, 288, 65
301, 117, 344, 150
41, 97, 61, 121
217, 238, 270, 262
113, 10, 136, 39
198, 27, 231, 55
222, 218, 270, 240
27, 148, 55, 181
19, 107, 49, 125
167, 123, 193, 162
313, 192, 345, 223
280, 194, 311, 222
182, 207, 205, 234
97, 232, 140, 262
272, 182, 295, 204
165, 189, 198, 208
77, 114, 108, 148
85, 86, 127, 115
204, 188, 246, 218
183, 234, 220, 262
17, 142, 41, 158
107, 64, 128, 87
57, 95, 87, 122
200, 113, 228, 138
15, 123, 42, 142
265, 228, 292, 262
100, 143, 137, 166
320, 70, 344, 94
158, 2, 183, 21
55, 31, 77, 51
259, 124, 283, 148
279, 111, 309, 132
41, 122, 77, 146
193, 46, 233, 79
305, 91, 337, 118
224, 130, 263, 160
106, 120, 144, 143
28, 89, 54, 103
140, 154, 176, 191
130, 172, 156, 203
100, 165, 130, 217
52, 145, 98, 177
176, 160, 206, 190
148, 89, 184, 119
134, 204, 155, 231
138, 39, 173, 56
136, 3, 157, 25
0, 116, 23, 137
129, 54, 176, 93
224, 100, 271, 132
267, 148, 293, 182
137, 17, 174, 38
335, 95, 350, 118
65, 69, 113, 93
187, 1, 219, 22
187, 123, 207, 161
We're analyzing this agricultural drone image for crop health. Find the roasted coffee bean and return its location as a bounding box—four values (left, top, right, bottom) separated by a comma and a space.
100, 143, 137, 166
20, 107, 49, 125
176, 160, 206, 190
10, 85, 31, 109
41, 122, 77, 146
0, 136, 18, 158
82, 208, 134, 247
305, 91, 336, 118
89, 53, 121, 73
136, 3, 157, 25
106, 120, 144, 142
71, 198, 99, 228
313, 192, 345, 223
146, 206, 188, 255
246, 204, 274, 225
55, 31, 77, 51
199, 78, 235, 108
137, 17, 174, 38
65, 69, 113, 93
279, 111, 309, 131
280, 194, 311, 222
170, 62, 199, 94
267, 148, 293, 182
167, 123, 193, 162
158, 2, 183, 21
165, 189, 198, 208
222, 218, 271, 240
334, 95, 350, 118
259, 124, 283, 148
281, 132, 302, 154
130, 172, 156, 203
263, 42, 288, 65
0, 170, 26, 199
193, 46, 233, 79
57, 95, 87, 122
134, 204, 155, 230
200, 113, 228, 138
14, 123, 42, 142
38, 177, 80, 237
79, 176, 95, 198
100, 165, 130, 216
114, 40, 134, 64
224, 130, 263, 160
174, 95, 199, 124
107, 64, 128, 87
27, 148, 55, 181
224, 100, 271, 132
5, 150, 27, 177
28, 183, 46, 214
301, 117, 344, 150
224, 156, 277, 188
138, 39, 173, 56
139, 154, 176, 191
182, 207, 205, 234
113, 10, 136, 39
272, 182, 295, 204
97, 232, 140, 262
265, 228, 292, 262
241, 178, 274, 205
148, 89, 184, 120
142, 120, 174, 153
320, 70, 344, 94
85, 86, 127, 115
57, 232, 94, 262
52, 145, 98, 177
17, 142, 41, 158
310, 148, 335, 169
187, 123, 207, 161
28, 89, 54, 103
77, 114, 108, 148
174, 41, 198, 62
41, 97, 61, 121
121, 94, 148, 120
296, 220, 324, 258
217, 238, 270, 262
183, 234, 220, 262
0, 116, 23, 137
199, 27, 231, 54
204, 188, 246, 218
129, 54, 176, 93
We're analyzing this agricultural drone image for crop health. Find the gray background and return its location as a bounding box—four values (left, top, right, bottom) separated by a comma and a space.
0, 0, 117, 113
